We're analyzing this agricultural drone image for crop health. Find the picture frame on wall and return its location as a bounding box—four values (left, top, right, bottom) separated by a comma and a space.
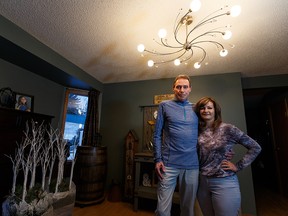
15, 93, 34, 112
154, 94, 174, 104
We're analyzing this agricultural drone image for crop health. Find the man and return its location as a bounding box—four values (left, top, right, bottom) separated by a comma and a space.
153, 74, 199, 216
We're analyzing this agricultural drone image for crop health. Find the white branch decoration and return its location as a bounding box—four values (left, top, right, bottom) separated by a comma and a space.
53, 128, 67, 193
4, 120, 77, 215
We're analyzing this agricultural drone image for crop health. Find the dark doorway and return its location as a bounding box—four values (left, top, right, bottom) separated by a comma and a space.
243, 87, 288, 193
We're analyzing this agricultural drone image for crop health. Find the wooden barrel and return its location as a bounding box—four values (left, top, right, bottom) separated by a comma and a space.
73, 146, 107, 206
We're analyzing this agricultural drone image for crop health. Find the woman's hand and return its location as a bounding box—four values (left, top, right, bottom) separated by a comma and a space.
155, 161, 166, 180
221, 160, 238, 172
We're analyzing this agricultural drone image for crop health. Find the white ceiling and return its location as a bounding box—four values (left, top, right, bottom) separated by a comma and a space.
0, 0, 288, 84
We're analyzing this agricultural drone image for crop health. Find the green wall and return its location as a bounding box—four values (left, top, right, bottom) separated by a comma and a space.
0, 58, 64, 128
100, 72, 256, 214
242, 74, 288, 89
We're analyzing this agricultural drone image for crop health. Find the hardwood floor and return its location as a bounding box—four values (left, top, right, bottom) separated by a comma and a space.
254, 184, 288, 216
72, 199, 154, 216
72, 186, 288, 216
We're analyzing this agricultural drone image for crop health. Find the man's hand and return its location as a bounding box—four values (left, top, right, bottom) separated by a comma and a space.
155, 161, 166, 180
225, 149, 235, 160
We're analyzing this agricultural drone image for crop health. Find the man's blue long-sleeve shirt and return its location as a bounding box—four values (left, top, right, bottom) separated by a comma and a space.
153, 99, 199, 169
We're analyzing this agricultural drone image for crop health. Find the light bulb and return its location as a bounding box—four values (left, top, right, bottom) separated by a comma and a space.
222, 30, 232, 40
230, 5, 241, 17
148, 60, 154, 67
220, 49, 228, 57
174, 59, 181, 66
137, 44, 145, 52
190, 0, 201, 12
194, 62, 201, 69
158, 29, 167, 38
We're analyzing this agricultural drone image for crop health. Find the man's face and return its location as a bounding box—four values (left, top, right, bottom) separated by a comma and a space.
173, 78, 191, 101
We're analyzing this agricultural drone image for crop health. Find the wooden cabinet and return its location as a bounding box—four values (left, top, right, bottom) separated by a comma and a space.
133, 105, 180, 211
141, 105, 158, 153
0, 107, 53, 206
133, 152, 180, 211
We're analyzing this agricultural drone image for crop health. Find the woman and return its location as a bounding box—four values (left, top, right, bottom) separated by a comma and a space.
16, 95, 31, 112
194, 97, 261, 216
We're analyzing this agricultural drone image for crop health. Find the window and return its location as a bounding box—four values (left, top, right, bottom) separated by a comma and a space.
61, 88, 88, 160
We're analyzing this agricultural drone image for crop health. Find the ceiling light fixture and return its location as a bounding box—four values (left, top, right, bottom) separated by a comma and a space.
137, 0, 241, 69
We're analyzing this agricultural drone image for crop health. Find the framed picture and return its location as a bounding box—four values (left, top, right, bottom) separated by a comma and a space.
154, 94, 174, 104
15, 93, 34, 112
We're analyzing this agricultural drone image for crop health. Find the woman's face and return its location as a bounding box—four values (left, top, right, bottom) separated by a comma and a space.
20, 97, 27, 104
199, 101, 215, 123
